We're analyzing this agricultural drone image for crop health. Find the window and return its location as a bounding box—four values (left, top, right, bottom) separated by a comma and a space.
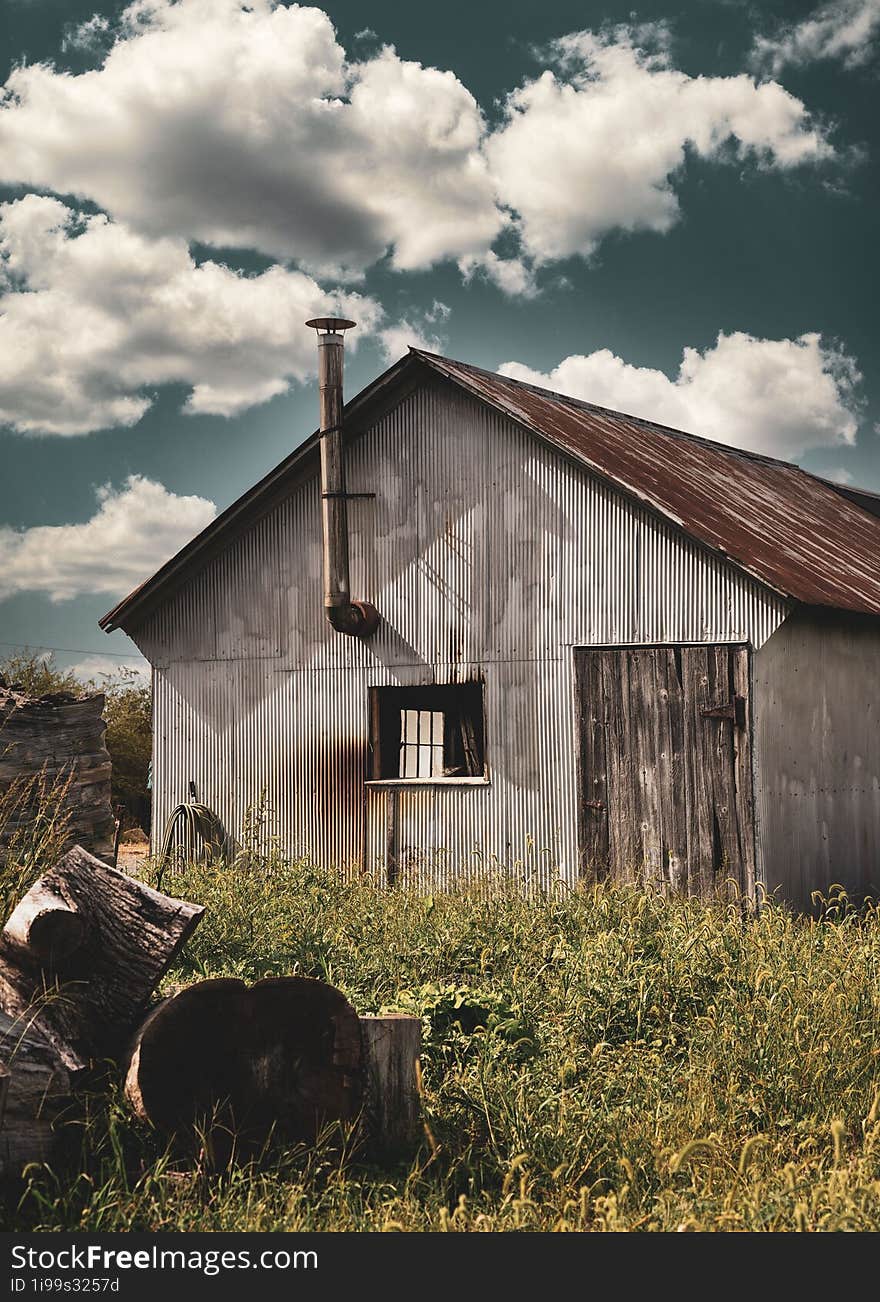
369, 682, 486, 782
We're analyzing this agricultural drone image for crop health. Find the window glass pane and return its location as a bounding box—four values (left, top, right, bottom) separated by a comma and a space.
431, 712, 444, 747
377, 686, 483, 781
430, 711, 444, 776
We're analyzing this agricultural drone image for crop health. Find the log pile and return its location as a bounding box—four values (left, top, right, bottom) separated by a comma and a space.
0, 845, 204, 1176
0, 845, 422, 1176
0, 686, 114, 862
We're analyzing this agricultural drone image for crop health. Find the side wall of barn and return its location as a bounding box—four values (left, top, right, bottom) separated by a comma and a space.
753, 607, 880, 910
133, 381, 788, 886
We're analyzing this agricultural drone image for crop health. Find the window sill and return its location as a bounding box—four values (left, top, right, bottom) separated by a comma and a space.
365, 776, 490, 789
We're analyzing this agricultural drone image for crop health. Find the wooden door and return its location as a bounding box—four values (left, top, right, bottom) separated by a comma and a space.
574, 644, 755, 898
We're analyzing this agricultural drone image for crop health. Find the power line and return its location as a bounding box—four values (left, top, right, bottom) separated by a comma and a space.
0, 640, 145, 660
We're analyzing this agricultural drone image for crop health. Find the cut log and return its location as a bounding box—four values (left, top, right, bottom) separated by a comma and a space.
0, 845, 204, 1072
0, 1115, 58, 1178
3, 881, 85, 962
0, 1010, 72, 1180
0, 1010, 70, 1118
359, 1014, 422, 1155
0, 686, 115, 861
124, 977, 363, 1148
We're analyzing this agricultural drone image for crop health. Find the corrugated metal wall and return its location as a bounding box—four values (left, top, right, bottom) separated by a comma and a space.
753, 607, 880, 909
135, 384, 788, 886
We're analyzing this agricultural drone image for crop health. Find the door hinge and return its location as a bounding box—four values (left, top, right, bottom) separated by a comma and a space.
700, 695, 746, 728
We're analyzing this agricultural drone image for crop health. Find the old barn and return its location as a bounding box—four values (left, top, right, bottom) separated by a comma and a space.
101, 322, 880, 909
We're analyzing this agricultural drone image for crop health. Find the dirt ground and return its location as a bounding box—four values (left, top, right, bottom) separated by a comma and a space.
116, 827, 150, 874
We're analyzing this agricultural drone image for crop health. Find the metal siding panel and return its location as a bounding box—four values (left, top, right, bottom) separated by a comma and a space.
753, 609, 880, 909
213, 509, 282, 660
136, 384, 788, 884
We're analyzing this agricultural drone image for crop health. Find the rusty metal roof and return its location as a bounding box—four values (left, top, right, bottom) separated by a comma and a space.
414, 350, 880, 616
101, 348, 880, 633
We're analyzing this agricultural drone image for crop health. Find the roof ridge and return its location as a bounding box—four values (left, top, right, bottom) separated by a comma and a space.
409, 347, 798, 472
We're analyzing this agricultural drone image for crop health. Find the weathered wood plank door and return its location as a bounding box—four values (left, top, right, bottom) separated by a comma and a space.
574, 644, 755, 898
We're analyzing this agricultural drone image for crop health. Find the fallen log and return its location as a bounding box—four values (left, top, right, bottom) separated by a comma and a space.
0, 845, 204, 1072
0, 1011, 72, 1179
123, 977, 364, 1149
0, 1011, 70, 1116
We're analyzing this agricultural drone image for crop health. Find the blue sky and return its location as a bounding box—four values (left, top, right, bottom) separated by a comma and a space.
0, 0, 877, 678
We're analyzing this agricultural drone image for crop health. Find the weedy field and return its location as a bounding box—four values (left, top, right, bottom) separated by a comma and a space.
5, 847, 880, 1232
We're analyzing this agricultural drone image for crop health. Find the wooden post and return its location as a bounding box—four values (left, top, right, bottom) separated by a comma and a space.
385, 789, 400, 886
359, 1013, 422, 1156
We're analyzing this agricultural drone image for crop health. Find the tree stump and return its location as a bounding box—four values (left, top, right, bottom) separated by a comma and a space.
359, 1014, 422, 1157
0, 845, 205, 1072
123, 977, 363, 1152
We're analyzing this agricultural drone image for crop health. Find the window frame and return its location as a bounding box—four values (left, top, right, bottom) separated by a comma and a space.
366, 681, 489, 787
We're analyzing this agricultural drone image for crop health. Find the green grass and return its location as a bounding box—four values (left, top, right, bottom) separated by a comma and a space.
8, 856, 880, 1232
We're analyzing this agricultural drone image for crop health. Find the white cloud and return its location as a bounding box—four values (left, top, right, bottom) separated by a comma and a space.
752, 0, 880, 74
486, 26, 833, 264
0, 0, 503, 280
61, 13, 111, 54
0, 194, 381, 434
379, 300, 450, 363
0, 5, 835, 295
460, 250, 538, 298
499, 332, 861, 458
0, 476, 216, 601
0, 7, 852, 447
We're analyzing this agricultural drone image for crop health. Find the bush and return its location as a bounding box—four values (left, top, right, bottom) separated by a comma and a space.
0, 650, 81, 698
101, 670, 151, 829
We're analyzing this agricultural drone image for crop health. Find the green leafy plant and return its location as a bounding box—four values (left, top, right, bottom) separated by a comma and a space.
385, 982, 535, 1064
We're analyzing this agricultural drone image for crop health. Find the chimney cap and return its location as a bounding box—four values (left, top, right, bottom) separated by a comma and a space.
306, 317, 356, 335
